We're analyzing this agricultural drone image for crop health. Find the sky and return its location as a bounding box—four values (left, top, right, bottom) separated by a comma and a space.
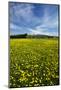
9, 2, 59, 36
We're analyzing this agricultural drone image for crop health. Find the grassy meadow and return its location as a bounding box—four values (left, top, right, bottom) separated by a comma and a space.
9, 38, 59, 87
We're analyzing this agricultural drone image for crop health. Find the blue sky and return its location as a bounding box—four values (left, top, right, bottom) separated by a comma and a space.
9, 2, 59, 36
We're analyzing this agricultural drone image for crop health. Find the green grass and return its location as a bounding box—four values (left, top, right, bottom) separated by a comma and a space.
9, 38, 59, 87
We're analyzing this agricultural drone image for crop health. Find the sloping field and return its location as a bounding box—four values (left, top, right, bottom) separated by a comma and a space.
9, 38, 59, 87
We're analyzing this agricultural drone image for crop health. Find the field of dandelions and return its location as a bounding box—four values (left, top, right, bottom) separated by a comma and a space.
9, 38, 59, 87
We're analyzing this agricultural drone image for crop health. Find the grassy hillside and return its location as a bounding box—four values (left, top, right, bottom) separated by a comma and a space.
9, 38, 59, 87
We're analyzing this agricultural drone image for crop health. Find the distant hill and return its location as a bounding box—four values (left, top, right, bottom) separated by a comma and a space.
10, 33, 58, 39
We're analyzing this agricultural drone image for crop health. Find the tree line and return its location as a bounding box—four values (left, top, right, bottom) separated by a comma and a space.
10, 33, 58, 39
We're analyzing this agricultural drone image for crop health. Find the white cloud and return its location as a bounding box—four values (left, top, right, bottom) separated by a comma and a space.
40, 6, 58, 29
11, 3, 42, 24
10, 3, 58, 36
13, 4, 35, 23
29, 28, 42, 35
10, 23, 21, 30
29, 7, 58, 36
29, 27, 58, 36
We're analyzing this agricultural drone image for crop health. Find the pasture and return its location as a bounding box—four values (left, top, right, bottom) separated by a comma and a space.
9, 38, 59, 87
